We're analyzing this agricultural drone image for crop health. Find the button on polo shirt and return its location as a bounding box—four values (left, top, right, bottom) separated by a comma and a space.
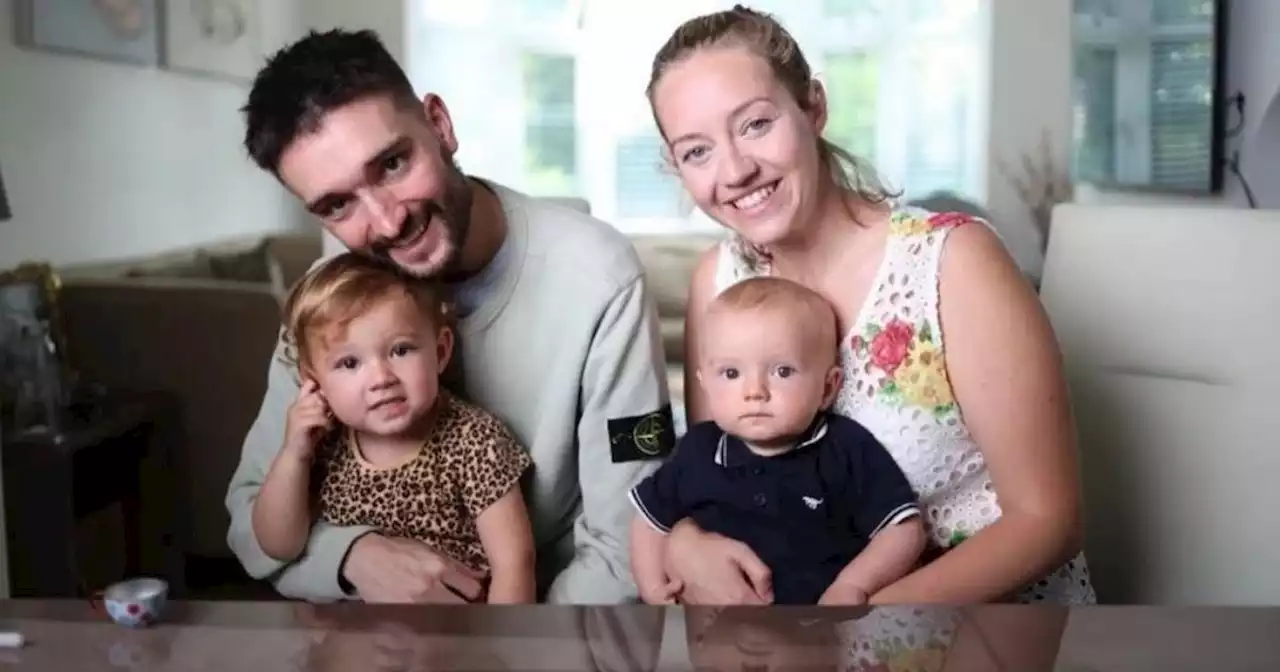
629, 413, 920, 604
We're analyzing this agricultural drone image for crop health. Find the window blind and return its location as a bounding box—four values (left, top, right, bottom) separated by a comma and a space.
1149, 38, 1214, 190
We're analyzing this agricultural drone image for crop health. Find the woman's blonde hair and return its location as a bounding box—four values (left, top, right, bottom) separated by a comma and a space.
646, 4, 898, 212
280, 252, 453, 373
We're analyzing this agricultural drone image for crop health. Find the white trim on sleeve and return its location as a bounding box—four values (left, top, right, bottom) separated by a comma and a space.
628, 487, 672, 535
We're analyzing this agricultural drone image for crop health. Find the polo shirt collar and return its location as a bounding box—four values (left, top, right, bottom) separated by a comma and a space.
713, 414, 830, 467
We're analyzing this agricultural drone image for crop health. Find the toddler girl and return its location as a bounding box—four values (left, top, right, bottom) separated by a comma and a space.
251, 252, 535, 603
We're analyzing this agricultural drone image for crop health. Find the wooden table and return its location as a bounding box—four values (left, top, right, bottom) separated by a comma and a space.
0, 601, 1276, 671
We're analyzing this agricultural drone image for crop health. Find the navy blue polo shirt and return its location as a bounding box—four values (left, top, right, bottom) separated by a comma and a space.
629, 412, 920, 604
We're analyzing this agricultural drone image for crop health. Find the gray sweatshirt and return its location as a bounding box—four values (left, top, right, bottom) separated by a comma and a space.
224, 182, 674, 604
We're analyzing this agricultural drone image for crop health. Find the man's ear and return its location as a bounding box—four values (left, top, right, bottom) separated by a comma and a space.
821, 365, 843, 409
422, 93, 459, 155
436, 325, 455, 374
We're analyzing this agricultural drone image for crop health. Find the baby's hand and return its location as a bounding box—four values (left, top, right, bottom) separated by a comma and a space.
818, 581, 868, 606
283, 379, 332, 460
640, 578, 683, 605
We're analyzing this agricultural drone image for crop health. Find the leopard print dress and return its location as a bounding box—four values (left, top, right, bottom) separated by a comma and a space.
316, 391, 533, 575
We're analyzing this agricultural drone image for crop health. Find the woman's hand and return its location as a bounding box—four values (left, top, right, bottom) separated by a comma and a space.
818, 581, 868, 606
664, 519, 774, 605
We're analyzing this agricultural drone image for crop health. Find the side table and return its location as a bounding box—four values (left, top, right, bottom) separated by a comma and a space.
1, 389, 179, 598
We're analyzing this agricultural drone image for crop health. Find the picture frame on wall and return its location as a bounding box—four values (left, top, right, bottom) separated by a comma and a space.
159, 0, 261, 82
12, 0, 161, 66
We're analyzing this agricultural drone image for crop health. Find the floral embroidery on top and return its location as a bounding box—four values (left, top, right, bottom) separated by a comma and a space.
888, 210, 974, 237
850, 316, 955, 418
843, 209, 975, 420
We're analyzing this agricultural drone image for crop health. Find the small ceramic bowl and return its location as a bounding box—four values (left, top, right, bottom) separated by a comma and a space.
92, 577, 168, 628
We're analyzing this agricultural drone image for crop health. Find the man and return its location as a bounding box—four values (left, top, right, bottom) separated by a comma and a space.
224, 28, 674, 604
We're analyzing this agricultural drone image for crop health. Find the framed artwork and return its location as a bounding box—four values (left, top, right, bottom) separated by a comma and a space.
159, 0, 261, 81
12, 0, 161, 66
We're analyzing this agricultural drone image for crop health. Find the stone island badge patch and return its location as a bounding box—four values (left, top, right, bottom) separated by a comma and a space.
609, 405, 676, 463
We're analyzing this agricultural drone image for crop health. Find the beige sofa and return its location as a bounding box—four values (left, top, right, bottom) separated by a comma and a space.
1040, 203, 1280, 605
54, 233, 324, 568
629, 233, 722, 414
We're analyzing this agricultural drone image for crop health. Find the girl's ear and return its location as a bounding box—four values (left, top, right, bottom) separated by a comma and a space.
297, 362, 318, 388
436, 325, 455, 375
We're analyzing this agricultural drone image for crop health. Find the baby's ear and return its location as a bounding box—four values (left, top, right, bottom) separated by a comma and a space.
821, 365, 844, 408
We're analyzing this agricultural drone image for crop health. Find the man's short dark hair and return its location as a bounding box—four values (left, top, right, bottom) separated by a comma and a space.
241, 29, 419, 174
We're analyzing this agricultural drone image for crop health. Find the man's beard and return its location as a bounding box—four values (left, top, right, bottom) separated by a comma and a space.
369, 155, 473, 279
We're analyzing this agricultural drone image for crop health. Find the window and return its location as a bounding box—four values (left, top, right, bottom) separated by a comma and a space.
1073, 46, 1118, 183
1071, 0, 1217, 190
409, 0, 987, 233
521, 52, 578, 195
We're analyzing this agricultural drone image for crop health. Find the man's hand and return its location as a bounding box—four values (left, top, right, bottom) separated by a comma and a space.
639, 578, 683, 605
341, 534, 485, 603
664, 520, 773, 605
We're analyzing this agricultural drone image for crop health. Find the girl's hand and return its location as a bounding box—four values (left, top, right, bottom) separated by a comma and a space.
283, 379, 331, 460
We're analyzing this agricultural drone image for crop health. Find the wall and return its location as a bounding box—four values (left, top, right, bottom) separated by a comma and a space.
1220, 0, 1280, 207
0, 0, 318, 269
985, 0, 1073, 274
987, 0, 1280, 278
305, 0, 404, 64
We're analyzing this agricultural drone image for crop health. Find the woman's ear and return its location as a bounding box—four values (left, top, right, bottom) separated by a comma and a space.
436, 325, 455, 375
806, 79, 829, 135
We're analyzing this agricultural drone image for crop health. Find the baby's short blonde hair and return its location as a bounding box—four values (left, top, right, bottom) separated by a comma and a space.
281, 252, 453, 372
708, 276, 840, 357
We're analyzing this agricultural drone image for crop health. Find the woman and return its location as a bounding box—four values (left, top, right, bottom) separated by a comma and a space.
652, 5, 1095, 608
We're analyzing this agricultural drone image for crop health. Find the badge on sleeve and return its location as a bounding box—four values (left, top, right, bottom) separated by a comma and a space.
608, 405, 676, 463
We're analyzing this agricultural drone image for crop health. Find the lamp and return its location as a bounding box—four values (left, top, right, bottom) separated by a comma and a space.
0, 166, 11, 221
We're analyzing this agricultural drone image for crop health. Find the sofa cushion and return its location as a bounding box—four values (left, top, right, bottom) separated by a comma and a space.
266, 234, 325, 290
631, 234, 721, 318
660, 317, 684, 365
123, 254, 215, 280
204, 241, 273, 283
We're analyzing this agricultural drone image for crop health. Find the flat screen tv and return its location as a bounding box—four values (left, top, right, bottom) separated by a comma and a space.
1070, 0, 1229, 193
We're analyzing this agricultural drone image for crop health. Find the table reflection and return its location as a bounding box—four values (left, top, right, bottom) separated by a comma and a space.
0, 601, 1278, 671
